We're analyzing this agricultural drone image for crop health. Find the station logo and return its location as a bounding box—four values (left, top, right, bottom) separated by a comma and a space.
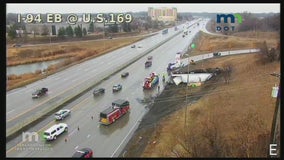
216, 13, 243, 32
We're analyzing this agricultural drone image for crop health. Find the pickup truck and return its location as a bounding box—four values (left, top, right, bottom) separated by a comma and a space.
32, 88, 48, 98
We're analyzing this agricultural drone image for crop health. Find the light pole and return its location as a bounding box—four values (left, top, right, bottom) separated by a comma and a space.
103, 20, 106, 51
49, 32, 52, 44
268, 73, 280, 158
184, 43, 195, 138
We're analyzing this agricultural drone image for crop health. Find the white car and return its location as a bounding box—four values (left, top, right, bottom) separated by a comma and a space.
55, 109, 71, 120
137, 44, 143, 48
43, 123, 68, 140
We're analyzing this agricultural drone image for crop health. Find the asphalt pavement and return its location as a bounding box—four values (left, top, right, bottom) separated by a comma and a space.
6, 19, 203, 157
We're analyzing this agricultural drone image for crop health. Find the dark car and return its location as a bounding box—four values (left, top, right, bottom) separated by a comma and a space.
112, 84, 122, 92
213, 52, 221, 56
32, 88, 48, 98
131, 45, 136, 48
145, 61, 152, 68
72, 148, 93, 158
147, 56, 153, 60
93, 88, 105, 96
121, 72, 129, 78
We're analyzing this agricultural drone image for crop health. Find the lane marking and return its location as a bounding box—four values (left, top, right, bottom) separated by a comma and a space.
7, 70, 97, 122
68, 129, 77, 137
87, 134, 90, 138
75, 146, 79, 150
6, 94, 91, 154
7, 109, 15, 115
111, 113, 144, 157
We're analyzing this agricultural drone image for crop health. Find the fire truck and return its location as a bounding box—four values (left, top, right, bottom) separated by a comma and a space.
99, 99, 130, 125
143, 72, 159, 89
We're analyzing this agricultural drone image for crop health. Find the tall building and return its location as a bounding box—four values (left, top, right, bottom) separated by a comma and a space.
148, 7, 177, 22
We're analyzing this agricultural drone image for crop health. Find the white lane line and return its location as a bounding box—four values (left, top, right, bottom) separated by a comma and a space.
111, 114, 144, 157
71, 79, 77, 82
97, 124, 100, 128
75, 146, 79, 150
68, 129, 77, 137
87, 134, 90, 138
7, 109, 15, 115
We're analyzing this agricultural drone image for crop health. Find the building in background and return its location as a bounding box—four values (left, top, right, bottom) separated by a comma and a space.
148, 7, 177, 22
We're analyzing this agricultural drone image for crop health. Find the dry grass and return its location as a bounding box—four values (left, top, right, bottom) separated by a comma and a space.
189, 31, 280, 57
7, 36, 145, 66
7, 36, 148, 91
142, 54, 280, 157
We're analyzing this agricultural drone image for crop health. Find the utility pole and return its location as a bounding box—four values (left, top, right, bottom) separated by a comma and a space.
103, 20, 105, 51
268, 73, 280, 158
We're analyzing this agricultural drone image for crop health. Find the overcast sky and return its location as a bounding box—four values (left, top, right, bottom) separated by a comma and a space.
6, 3, 280, 14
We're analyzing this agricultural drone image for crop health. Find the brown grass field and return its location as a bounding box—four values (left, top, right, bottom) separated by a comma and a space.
189, 31, 279, 57
141, 54, 280, 157
7, 35, 148, 91
138, 31, 280, 157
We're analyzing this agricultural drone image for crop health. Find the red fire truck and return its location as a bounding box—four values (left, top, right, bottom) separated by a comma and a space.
99, 99, 130, 125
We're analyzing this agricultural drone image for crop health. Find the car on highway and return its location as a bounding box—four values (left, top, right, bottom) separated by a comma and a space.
112, 84, 122, 92
93, 88, 105, 96
55, 109, 71, 120
137, 44, 143, 48
72, 148, 93, 158
32, 88, 48, 98
131, 44, 136, 48
121, 72, 129, 78
147, 56, 153, 60
213, 52, 221, 56
43, 123, 68, 141
145, 60, 152, 68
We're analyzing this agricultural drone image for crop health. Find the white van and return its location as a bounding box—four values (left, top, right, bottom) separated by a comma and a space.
43, 123, 68, 140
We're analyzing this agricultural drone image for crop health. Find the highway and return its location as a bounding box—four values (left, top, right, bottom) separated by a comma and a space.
6, 22, 187, 136
6, 19, 203, 157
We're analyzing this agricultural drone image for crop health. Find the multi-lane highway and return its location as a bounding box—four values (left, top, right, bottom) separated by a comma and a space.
6, 24, 185, 136
6, 19, 203, 157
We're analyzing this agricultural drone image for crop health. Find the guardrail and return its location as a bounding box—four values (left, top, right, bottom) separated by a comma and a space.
6, 29, 183, 141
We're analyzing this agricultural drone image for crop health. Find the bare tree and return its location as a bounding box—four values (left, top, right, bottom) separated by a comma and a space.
222, 63, 233, 84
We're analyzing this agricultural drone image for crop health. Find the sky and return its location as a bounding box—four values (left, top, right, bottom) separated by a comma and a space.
6, 3, 280, 14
